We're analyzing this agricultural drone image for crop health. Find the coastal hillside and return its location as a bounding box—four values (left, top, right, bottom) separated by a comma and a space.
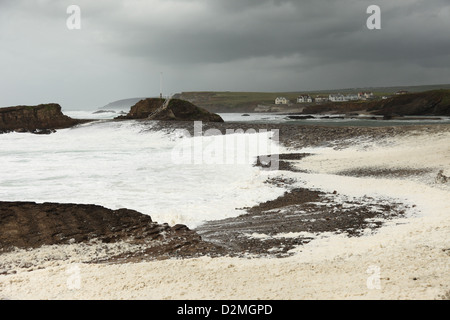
116, 98, 224, 122
100, 97, 147, 110
173, 84, 450, 113
301, 89, 450, 116
368, 89, 450, 116
173, 91, 300, 113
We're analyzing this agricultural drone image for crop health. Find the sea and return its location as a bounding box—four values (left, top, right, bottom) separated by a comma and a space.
1, 109, 449, 229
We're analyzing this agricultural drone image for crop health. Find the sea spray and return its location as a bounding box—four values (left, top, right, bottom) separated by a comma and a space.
0, 120, 286, 228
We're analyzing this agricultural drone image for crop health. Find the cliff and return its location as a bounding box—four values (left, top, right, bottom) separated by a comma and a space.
368, 90, 450, 116
116, 98, 224, 122
0, 103, 86, 134
301, 90, 450, 116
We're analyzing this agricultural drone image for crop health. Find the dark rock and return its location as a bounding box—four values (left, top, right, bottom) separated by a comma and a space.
173, 224, 190, 231
435, 170, 449, 184
254, 153, 312, 172
0, 201, 224, 261
196, 188, 409, 257
0, 104, 88, 134
116, 98, 224, 122
287, 115, 315, 120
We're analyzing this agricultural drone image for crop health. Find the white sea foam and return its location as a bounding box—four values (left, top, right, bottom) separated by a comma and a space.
64, 110, 124, 120
0, 120, 286, 228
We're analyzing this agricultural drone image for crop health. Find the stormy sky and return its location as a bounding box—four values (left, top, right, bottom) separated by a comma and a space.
1, 0, 449, 109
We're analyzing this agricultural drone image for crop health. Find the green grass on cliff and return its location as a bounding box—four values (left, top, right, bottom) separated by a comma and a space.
175, 84, 450, 112
438, 90, 450, 106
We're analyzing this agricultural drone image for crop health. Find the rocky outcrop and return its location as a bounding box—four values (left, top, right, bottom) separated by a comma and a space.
435, 170, 449, 184
0, 201, 223, 261
116, 98, 224, 122
368, 90, 450, 116
0, 104, 86, 134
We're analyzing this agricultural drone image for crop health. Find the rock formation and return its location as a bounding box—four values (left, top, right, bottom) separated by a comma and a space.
435, 170, 449, 184
116, 98, 224, 122
0, 201, 223, 261
0, 104, 86, 134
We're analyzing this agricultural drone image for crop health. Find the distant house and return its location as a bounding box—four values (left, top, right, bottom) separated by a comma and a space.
395, 90, 409, 95
345, 94, 360, 101
315, 95, 329, 103
329, 93, 346, 102
358, 92, 374, 100
297, 94, 313, 103
275, 97, 289, 105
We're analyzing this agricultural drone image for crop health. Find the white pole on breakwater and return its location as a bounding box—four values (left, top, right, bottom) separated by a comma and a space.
160, 72, 163, 99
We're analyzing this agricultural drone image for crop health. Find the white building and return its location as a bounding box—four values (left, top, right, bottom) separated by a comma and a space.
345, 94, 359, 101
358, 92, 374, 100
329, 94, 346, 102
275, 97, 289, 105
315, 95, 329, 103
297, 95, 313, 103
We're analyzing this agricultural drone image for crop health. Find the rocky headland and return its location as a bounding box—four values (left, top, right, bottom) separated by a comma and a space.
115, 98, 224, 122
0, 104, 87, 134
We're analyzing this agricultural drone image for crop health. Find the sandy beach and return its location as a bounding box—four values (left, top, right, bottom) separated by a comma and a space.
1, 123, 449, 300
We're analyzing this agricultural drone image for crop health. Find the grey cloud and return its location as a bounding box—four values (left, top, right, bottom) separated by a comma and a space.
100, 0, 450, 67
0, 0, 449, 108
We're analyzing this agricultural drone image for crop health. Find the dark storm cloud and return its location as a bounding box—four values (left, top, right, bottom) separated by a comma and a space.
0, 0, 449, 108
96, 0, 450, 68
105, 0, 362, 64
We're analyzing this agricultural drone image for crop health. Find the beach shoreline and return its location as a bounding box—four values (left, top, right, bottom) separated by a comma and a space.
1, 122, 449, 300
